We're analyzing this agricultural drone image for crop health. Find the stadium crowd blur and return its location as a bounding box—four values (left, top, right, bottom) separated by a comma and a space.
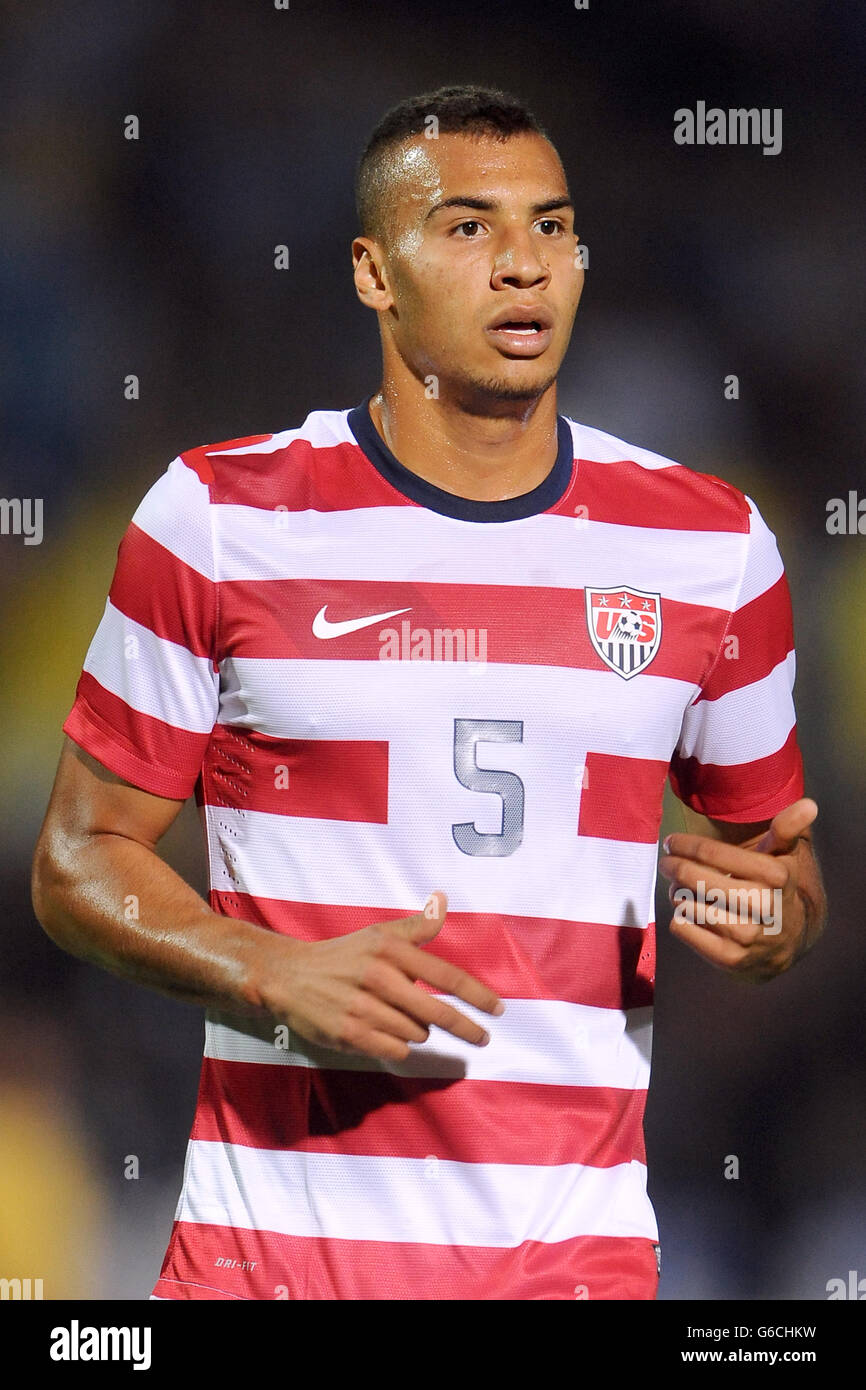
1, 1, 863, 1299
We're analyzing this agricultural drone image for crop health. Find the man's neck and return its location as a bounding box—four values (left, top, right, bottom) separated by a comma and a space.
367, 379, 561, 503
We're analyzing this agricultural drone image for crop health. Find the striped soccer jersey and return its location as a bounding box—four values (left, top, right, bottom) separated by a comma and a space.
63, 396, 804, 1300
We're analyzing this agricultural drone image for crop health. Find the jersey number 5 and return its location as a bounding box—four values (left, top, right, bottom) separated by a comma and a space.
452, 718, 525, 857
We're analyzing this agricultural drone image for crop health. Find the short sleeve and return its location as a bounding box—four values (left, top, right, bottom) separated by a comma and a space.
668, 495, 805, 822
62, 456, 219, 800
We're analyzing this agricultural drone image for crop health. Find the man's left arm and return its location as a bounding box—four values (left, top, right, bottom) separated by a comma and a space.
658, 798, 828, 982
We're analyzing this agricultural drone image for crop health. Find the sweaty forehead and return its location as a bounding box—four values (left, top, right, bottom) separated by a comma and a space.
381, 131, 566, 230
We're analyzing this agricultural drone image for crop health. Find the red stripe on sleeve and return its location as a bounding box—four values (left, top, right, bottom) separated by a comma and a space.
109, 524, 216, 658
699, 573, 795, 701
63, 671, 211, 799
668, 725, 804, 822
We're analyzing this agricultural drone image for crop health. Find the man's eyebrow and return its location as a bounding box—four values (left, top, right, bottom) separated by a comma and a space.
425, 195, 574, 221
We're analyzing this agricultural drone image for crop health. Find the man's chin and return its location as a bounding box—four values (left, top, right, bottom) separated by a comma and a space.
451, 365, 559, 416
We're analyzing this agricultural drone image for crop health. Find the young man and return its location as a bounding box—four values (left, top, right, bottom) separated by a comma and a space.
32, 85, 826, 1300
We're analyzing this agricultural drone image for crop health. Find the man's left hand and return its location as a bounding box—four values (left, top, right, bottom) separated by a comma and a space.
658, 797, 824, 982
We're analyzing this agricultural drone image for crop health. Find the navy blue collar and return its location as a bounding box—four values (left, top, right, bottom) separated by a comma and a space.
347, 395, 574, 522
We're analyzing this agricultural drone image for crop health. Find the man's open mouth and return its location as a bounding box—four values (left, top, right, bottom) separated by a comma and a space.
485, 308, 553, 355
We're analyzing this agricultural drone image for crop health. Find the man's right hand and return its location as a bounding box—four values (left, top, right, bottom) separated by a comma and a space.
266, 891, 505, 1062
33, 744, 504, 1067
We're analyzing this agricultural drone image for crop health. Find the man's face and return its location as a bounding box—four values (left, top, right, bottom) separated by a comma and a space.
355, 131, 584, 412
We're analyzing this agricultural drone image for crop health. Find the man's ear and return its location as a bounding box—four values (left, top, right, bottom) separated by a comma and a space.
352, 236, 393, 312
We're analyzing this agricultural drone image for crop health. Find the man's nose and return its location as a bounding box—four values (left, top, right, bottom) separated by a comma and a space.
490, 229, 551, 289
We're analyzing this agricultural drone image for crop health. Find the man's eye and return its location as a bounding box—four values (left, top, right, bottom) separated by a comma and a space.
537, 219, 564, 235
455, 220, 482, 237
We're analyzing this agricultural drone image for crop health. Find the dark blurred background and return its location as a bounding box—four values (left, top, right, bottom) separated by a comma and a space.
1, 0, 863, 1299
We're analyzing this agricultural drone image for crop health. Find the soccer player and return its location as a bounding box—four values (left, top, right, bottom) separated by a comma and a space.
32, 85, 827, 1300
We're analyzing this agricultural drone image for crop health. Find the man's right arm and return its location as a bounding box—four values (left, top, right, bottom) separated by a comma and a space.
31, 739, 503, 1061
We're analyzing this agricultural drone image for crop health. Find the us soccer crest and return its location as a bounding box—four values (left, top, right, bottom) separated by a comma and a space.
585, 585, 662, 680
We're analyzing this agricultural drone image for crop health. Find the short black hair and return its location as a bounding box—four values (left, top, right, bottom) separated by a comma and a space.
355, 84, 551, 241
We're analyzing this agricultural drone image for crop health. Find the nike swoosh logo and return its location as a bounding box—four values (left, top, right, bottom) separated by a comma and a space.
312, 604, 413, 639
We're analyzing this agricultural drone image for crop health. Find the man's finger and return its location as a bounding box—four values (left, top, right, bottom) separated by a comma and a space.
343, 984, 434, 1045
659, 838, 789, 889
753, 797, 818, 855
669, 912, 752, 971
412, 991, 493, 1047
384, 934, 505, 1018
361, 957, 493, 1046
334, 1023, 422, 1064
377, 891, 504, 1018
379, 890, 449, 943
669, 885, 766, 946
